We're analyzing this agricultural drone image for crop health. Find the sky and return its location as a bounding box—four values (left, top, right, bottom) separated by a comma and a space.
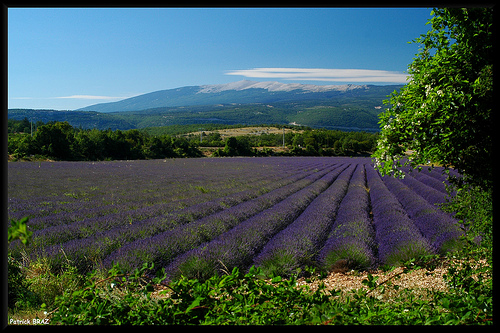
8, 7, 433, 110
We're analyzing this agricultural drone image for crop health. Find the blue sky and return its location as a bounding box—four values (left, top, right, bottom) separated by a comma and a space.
8, 7, 433, 110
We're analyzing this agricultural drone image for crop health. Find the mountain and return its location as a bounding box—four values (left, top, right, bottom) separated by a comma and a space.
76, 80, 401, 113
9, 81, 403, 132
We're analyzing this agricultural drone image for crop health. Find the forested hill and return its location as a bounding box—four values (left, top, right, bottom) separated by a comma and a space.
8, 97, 391, 132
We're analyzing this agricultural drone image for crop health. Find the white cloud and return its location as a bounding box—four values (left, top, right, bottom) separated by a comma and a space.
12, 95, 130, 100
226, 67, 409, 83
54, 95, 125, 100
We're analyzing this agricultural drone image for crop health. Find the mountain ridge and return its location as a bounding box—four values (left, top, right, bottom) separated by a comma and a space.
75, 80, 399, 113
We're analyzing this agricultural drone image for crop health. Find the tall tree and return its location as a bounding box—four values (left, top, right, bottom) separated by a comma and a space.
372, 8, 493, 190
33, 121, 75, 160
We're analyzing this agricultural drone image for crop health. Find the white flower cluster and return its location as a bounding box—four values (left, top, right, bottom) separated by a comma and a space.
425, 85, 432, 96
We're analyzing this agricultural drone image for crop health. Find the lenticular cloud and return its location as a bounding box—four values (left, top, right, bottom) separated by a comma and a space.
226, 67, 409, 83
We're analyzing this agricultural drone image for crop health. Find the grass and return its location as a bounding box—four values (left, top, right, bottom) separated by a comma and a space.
257, 252, 300, 278
383, 241, 434, 267
322, 247, 374, 271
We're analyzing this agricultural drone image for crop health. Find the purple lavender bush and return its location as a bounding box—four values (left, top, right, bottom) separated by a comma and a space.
382, 175, 463, 254
252, 163, 355, 277
395, 170, 448, 206
8, 156, 463, 280
10, 157, 325, 269
366, 165, 434, 266
319, 164, 377, 271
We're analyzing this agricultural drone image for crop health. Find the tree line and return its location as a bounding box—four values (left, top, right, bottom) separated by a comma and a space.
8, 119, 378, 161
8, 120, 202, 161
195, 129, 377, 157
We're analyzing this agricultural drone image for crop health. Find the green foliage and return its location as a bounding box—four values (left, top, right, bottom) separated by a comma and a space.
207, 128, 378, 157
441, 183, 493, 249
8, 121, 203, 161
8, 217, 40, 310
7, 256, 41, 310
44, 259, 492, 325
11, 257, 83, 310
8, 216, 32, 246
434, 244, 493, 324
373, 8, 493, 190
437, 183, 492, 324
33, 121, 76, 159
9, 119, 379, 160
222, 136, 253, 156
48, 264, 329, 325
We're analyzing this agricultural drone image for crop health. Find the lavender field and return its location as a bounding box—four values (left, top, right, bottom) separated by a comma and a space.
8, 156, 463, 280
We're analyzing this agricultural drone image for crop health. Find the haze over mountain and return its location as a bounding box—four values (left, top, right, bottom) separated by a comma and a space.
76, 80, 399, 113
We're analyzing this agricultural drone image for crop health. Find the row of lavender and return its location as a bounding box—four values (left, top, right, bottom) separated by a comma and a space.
8, 157, 463, 279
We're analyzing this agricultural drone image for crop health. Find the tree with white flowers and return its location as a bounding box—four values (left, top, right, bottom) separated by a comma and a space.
373, 8, 493, 190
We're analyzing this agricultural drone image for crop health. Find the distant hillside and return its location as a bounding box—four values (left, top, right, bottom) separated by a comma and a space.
7, 109, 137, 131
9, 81, 402, 132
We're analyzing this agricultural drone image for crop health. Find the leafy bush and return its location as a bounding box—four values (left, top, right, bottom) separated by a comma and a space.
8, 217, 40, 310
49, 264, 334, 325
7, 256, 41, 310
47, 259, 493, 325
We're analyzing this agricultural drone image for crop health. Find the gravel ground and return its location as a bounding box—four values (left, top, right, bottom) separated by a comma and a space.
152, 265, 449, 302
296, 266, 449, 295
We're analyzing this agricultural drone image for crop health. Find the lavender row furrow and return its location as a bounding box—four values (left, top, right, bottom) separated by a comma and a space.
365, 165, 434, 266
396, 172, 448, 206
161, 165, 347, 281
407, 169, 447, 194
423, 166, 462, 187
98, 163, 343, 273
318, 164, 376, 270
382, 175, 463, 254
252, 164, 355, 276
397, 165, 448, 194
